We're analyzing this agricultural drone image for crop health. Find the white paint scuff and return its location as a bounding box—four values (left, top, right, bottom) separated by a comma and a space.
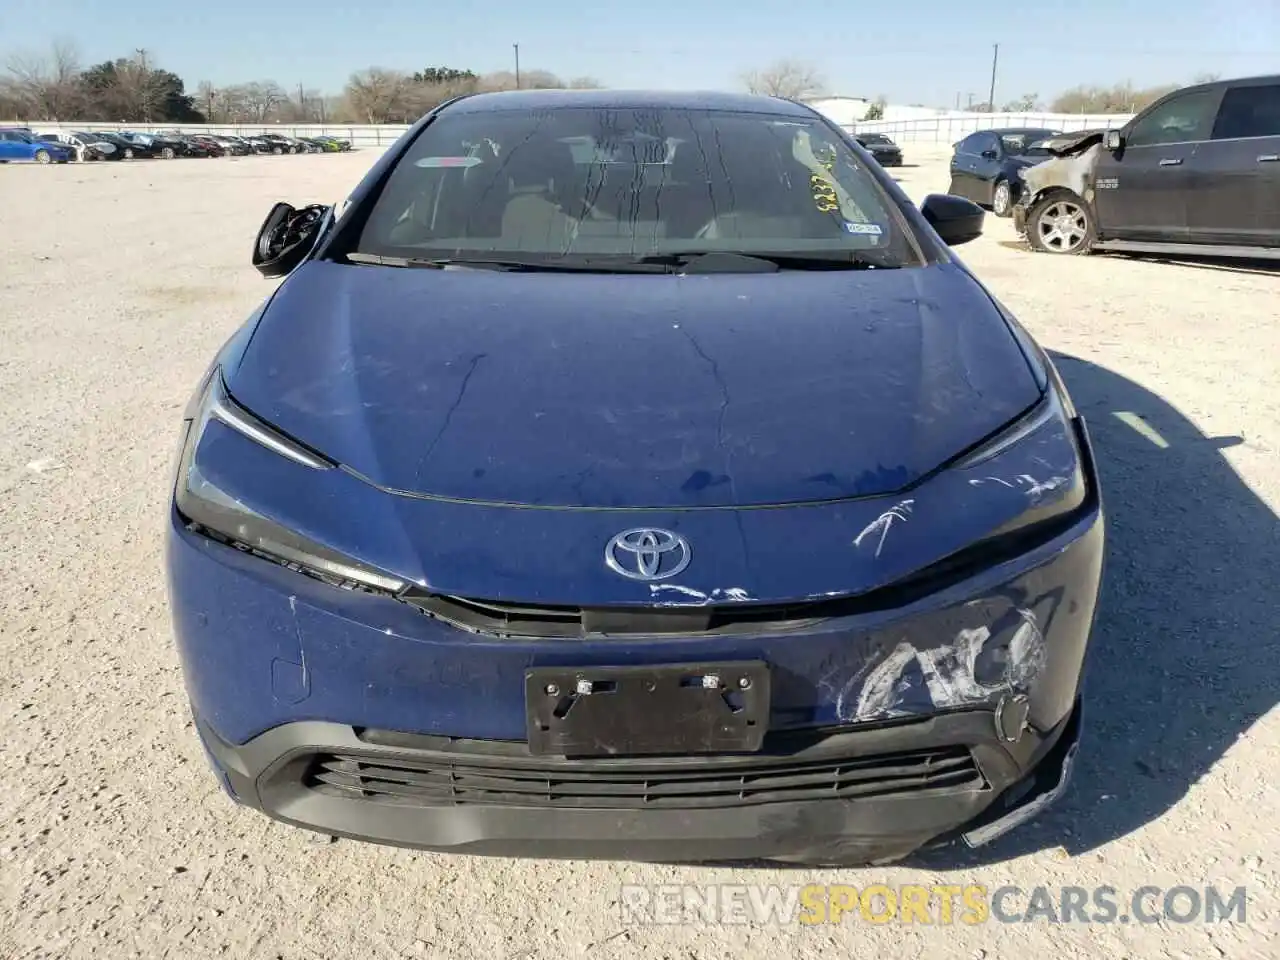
646, 585, 754, 605
838, 607, 1047, 722
969, 473, 1069, 502
853, 499, 914, 557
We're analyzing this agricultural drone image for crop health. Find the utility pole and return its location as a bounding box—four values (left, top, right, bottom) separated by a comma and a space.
298, 82, 306, 121
513, 43, 521, 89
988, 43, 999, 112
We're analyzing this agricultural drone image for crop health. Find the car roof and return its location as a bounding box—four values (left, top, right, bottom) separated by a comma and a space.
443, 88, 815, 117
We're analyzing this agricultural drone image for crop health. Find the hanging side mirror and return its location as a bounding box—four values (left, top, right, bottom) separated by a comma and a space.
251, 202, 331, 278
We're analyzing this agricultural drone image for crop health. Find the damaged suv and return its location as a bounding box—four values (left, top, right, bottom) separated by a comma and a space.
1015, 74, 1280, 256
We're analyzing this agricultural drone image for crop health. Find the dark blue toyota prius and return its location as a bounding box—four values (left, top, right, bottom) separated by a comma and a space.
166, 90, 1104, 865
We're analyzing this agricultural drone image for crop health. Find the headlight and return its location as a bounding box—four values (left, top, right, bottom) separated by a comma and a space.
953, 384, 1088, 537
173, 370, 406, 593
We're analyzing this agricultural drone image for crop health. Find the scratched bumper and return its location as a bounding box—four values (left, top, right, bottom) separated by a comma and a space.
167, 417, 1104, 858
167, 489, 1102, 748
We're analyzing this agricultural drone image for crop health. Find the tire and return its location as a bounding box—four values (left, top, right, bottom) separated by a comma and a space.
124, 148, 134, 160
272, 146, 283, 155
1025, 191, 1097, 255
161, 146, 175, 159
992, 179, 1013, 218
34, 149, 51, 164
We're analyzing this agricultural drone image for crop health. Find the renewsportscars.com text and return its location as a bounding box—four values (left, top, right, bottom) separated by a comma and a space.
619, 883, 1248, 926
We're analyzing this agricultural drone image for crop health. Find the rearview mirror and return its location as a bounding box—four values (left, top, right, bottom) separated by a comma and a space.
251, 202, 331, 278
1104, 129, 1123, 151
921, 194, 985, 246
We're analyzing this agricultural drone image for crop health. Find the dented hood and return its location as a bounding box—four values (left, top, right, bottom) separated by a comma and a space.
230, 260, 1041, 509
1031, 129, 1107, 156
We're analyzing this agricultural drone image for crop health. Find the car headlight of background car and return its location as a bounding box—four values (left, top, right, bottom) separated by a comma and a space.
172, 369, 406, 593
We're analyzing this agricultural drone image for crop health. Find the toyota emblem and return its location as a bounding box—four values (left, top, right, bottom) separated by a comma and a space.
604, 528, 691, 582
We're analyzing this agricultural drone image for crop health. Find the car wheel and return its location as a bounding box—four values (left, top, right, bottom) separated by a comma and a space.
273, 146, 283, 155
34, 149, 51, 164
161, 146, 176, 159
124, 148, 134, 160
1025, 192, 1096, 255
992, 179, 1013, 217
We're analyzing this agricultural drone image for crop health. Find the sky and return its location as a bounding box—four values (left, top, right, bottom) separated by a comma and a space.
3, 0, 1277, 108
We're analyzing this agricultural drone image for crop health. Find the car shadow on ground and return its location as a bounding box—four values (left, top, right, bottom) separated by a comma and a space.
907, 351, 1280, 868
696, 353, 1278, 872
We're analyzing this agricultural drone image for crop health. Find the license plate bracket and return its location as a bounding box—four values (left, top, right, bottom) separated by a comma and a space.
524, 661, 770, 757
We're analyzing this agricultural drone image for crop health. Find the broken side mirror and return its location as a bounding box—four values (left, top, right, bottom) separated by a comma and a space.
921, 193, 985, 246
251, 202, 331, 278
1104, 129, 1123, 152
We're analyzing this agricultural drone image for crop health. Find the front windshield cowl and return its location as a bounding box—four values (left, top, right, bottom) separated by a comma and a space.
341, 103, 927, 270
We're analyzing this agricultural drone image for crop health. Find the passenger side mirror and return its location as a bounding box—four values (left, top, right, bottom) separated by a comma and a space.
981, 149, 999, 160
921, 193, 985, 246
251, 202, 331, 278
1104, 130, 1123, 151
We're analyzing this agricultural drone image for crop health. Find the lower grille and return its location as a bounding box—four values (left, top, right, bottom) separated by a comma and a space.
303, 744, 985, 810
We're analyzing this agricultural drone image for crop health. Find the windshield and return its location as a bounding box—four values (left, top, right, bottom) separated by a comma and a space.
860, 134, 893, 145
352, 106, 920, 267
999, 131, 1058, 156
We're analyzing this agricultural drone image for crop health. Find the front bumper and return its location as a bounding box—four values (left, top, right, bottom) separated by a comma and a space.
168, 416, 1104, 861
196, 696, 1082, 863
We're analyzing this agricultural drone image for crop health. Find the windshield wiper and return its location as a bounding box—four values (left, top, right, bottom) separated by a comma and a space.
633, 251, 897, 272
345, 251, 898, 274
344, 252, 669, 273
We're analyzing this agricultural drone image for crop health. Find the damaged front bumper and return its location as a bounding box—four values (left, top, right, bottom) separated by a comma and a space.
169, 382, 1105, 861
195, 694, 1083, 864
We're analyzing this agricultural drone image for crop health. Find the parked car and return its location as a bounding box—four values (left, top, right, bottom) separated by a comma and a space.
240, 136, 275, 155
197, 134, 251, 156
948, 128, 1061, 217
0, 128, 75, 163
69, 131, 126, 160
301, 136, 342, 152
84, 131, 155, 160
117, 131, 194, 159
168, 89, 1103, 866
36, 131, 118, 161
258, 133, 308, 154
1014, 74, 1280, 256
856, 132, 904, 167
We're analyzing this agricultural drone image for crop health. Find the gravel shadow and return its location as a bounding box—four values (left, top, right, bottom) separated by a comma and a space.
909, 351, 1280, 867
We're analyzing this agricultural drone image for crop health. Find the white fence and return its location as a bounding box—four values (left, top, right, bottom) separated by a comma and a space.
8, 111, 1138, 149
850, 111, 1134, 144
2, 121, 412, 149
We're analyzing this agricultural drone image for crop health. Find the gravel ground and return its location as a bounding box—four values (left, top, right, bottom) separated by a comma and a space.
2, 146, 1278, 960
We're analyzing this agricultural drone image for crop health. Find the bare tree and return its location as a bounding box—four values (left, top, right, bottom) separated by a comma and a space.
568, 76, 603, 89
1051, 82, 1177, 114
3, 40, 85, 120
344, 68, 411, 122
240, 80, 287, 121
1001, 92, 1041, 111
742, 59, 825, 100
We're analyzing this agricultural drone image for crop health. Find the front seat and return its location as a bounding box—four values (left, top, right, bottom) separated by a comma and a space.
500, 144, 580, 252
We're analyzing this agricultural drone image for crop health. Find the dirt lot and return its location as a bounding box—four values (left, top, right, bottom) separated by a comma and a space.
2, 146, 1278, 960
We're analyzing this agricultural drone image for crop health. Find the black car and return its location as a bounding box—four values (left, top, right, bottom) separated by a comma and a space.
117, 131, 196, 159
84, 131, 156, 159
948, 128, 1061, 217
856, 132, 903, 166
1014, 74, 1280, 257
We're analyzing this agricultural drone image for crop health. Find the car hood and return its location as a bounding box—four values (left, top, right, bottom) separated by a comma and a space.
230, 260, 1041, 509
